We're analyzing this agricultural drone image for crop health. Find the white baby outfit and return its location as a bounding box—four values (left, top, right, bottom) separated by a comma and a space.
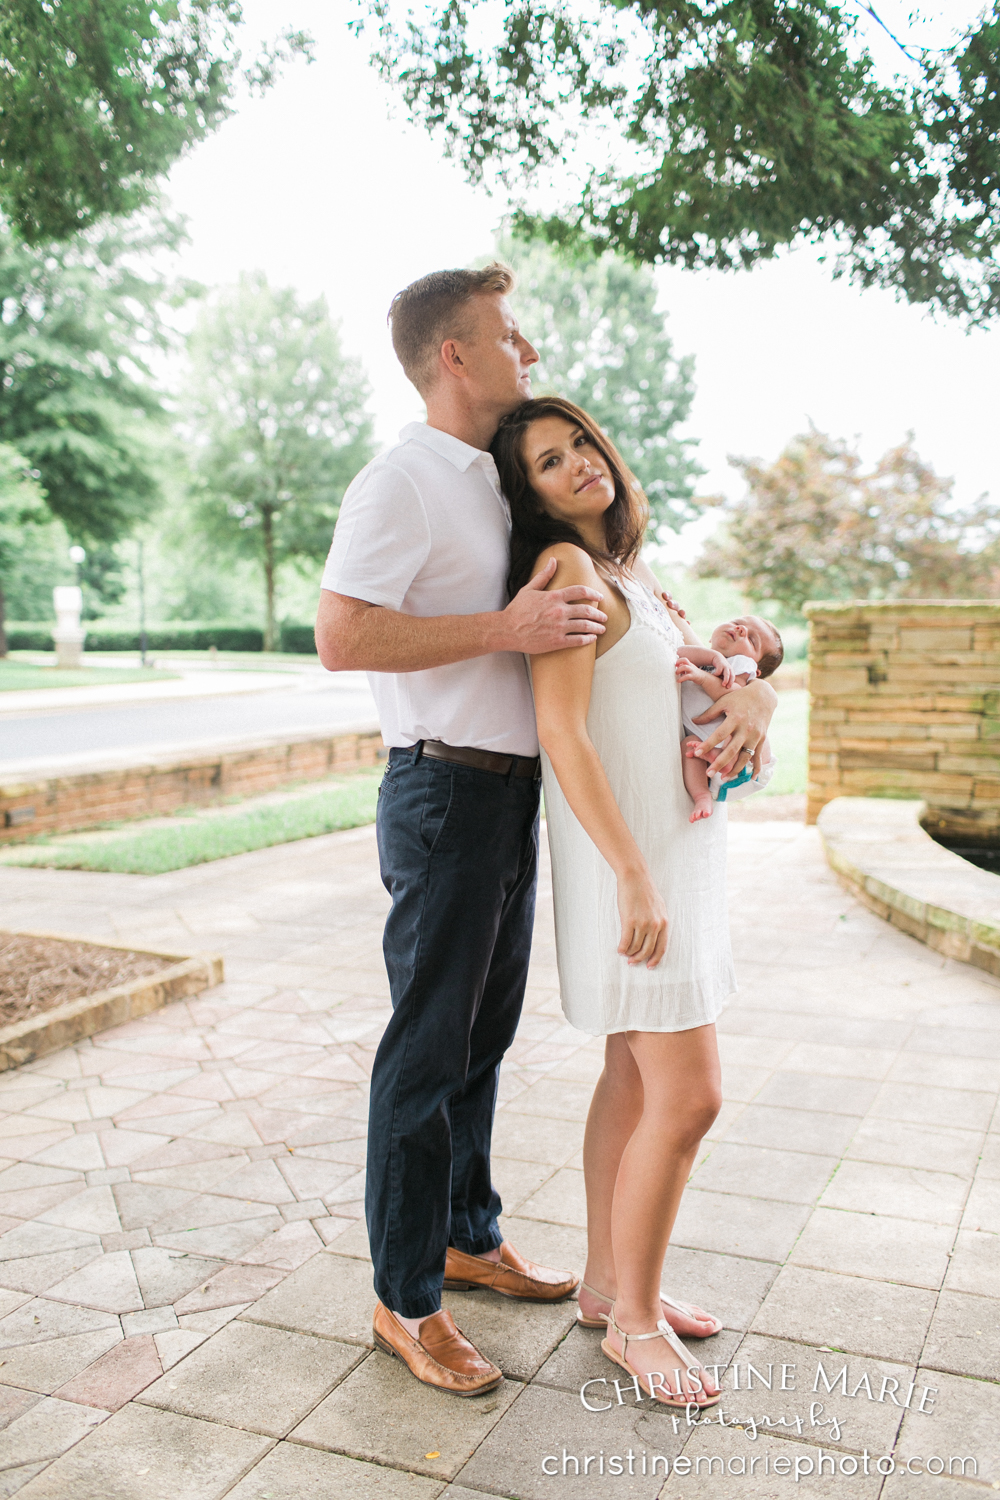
681, 654, 776, 803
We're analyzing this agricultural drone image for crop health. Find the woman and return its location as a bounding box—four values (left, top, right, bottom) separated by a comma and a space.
492, 397, 765, 1408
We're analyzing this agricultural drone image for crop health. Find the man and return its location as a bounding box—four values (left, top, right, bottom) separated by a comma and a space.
316, 263, 774, 1395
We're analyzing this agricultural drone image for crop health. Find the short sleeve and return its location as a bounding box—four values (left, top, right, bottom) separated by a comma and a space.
728, 654, 759, 679
321, 460, 431, 610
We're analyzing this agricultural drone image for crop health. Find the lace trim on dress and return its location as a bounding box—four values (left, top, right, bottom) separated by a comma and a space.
618, 576, 684, 649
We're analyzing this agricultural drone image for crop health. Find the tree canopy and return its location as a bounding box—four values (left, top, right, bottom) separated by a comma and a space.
186, 272, 376, 649
697, 429, 1000, 611
505, 237, 702, 530
0, 215, 175, 547
360, 1, 1000, 324
0, 442, 60, 653
0, 0, 311, 243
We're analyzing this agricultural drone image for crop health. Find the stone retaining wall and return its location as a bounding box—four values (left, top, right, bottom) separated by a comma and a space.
804, 601, 1000, 838
0, 726, 384, 844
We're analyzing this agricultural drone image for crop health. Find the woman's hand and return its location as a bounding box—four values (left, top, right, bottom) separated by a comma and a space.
692, 678, 777, 777
617, 869, 669, 969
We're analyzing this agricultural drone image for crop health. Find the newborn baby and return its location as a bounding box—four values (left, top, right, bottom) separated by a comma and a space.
675, 616, 782, 822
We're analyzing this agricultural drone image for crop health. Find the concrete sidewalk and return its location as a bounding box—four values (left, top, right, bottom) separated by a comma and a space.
0, 819, 996, 1498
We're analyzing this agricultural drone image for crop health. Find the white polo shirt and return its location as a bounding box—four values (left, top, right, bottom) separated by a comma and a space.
321, 422, 539, 756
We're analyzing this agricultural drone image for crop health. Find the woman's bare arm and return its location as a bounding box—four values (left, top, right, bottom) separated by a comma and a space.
531, 545, 668, 969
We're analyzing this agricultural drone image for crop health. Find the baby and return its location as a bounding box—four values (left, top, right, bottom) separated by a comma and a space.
674, 616, 783, 822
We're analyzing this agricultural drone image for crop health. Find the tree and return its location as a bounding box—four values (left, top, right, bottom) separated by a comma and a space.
359, 1, 1000, 324
186, 273, 376, 650
696, 429, 1000, 611
0, 443, 59, 654
504, 237, 702, 529
0, 1, 311, 243
0, 215, 174, 546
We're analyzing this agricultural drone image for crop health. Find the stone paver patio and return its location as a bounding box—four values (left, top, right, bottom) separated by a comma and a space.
0, 816, 996, 1498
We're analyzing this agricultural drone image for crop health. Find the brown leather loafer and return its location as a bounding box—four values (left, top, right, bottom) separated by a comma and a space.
372, 1302, 502, 1396
444, 1240, 579, 1302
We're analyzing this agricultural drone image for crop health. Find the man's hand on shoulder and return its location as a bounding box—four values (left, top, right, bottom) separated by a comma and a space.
496, 555, 608, 655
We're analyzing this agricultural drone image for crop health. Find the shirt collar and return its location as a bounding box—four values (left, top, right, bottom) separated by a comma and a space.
400, 421, 494, 476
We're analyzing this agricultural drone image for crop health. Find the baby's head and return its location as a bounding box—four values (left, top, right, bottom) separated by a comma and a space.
709, 616, 784, 679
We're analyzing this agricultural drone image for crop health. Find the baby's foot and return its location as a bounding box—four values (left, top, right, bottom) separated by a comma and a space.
690, 796, 713, 823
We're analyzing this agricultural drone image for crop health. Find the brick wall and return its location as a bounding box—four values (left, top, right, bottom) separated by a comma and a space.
0, 728, 385, 844
804, 601, 1000, 839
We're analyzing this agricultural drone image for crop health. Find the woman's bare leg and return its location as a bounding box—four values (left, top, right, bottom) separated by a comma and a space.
579, 1028, 722, 1343
601, 1024, 722, 1399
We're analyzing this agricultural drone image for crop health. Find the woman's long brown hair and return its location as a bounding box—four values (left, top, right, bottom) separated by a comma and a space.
491, 397, 649, 597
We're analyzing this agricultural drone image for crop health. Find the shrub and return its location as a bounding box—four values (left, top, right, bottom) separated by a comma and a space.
279, 621, 317, 654
6, 621, 265, 652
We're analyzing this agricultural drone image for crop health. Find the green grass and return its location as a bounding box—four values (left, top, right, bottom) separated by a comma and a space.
761, 688, 808, 795
0, 660, 179, 692
3, 773, 382, 875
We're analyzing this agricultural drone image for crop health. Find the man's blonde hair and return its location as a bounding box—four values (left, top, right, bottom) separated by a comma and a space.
388, 262, 515, 393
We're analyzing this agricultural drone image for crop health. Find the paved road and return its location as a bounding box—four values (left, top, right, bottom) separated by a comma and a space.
1, 672, 379, 770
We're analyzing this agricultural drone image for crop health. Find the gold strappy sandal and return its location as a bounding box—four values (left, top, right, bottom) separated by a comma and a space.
577, 1280, 722, 1336
601, 1304, 722, 1410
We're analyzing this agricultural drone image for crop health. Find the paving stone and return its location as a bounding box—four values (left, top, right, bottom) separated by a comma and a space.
653, 1246, 778, 1334
0, 1383, 38, 1431
0, 1222, 99, 1264
139, 1319, 360, 1438
132, 1158, 252, 1195
291, 1351, 519, 1483
845, 1120, 985, 1178
943, 1229, 1000, 1299
898, 1368, 999, 1484
224, 1442, 444, 1499
97, 1129, 172, 1169
728, 1332, 914, 1455
0, 1394, 107, 1471
121, 1307, 178, 1338
961, 1176, 1000, 1234
755, 1263, 938, 1366
819, 1161, 969, 1227
0, 1298, 120, 1352
490, 1111, 583, 1166
177, 1304, 249, 1336
517, 1167, 586, 1228
455, 1381, 685, 1499
722, 1106, 862, 1158
0, 1460, 48, 1496
129, 1248, 225, 1308
672, 1428, 883, 1498
37, 1186, 122, 1236
503, 1079, 595, 1123
921, 1290, 1000, 1382
0, 1327, 122, 1394
0, 1247, 104, 1296
789, 1208, 954, 1289
869, 1082, 996, 1133
153, 1329, 208, 1372
880, 1467, 989, 1499
111, 1183, 194, 1233
172, 1263, 285, 1315
12, 1402, 271, 1500
243, 1249, 376, 1345
752, 1074, 881, 1117
237, 1219, 323, 1271
693, 1144, 839, 1206
153, 1214, 282, 1259
45, 1250, 143, 1314
54, 1333, 161, 1410
670, 1189, 811, 1263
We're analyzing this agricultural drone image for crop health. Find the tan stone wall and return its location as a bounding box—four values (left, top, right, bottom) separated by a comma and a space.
0, 728, 385, 844
804, 601, 1000, 838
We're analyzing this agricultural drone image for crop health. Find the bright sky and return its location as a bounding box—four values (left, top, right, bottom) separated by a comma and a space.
164, 0, 1000, 562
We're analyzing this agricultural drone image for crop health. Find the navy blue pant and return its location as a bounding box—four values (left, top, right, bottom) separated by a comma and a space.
366, 746, 540, 1318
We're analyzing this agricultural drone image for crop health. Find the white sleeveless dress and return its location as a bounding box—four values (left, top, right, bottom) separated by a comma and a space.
540, 577, 735, 1035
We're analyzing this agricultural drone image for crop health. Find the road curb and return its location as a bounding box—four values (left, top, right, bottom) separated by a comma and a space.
0, 934, 224, 1071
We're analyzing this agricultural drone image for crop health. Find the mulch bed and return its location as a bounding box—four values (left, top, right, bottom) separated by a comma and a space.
0, 933, 171, 1028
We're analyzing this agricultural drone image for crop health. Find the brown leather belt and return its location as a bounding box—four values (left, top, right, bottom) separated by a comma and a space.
419, 740, 540, 779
